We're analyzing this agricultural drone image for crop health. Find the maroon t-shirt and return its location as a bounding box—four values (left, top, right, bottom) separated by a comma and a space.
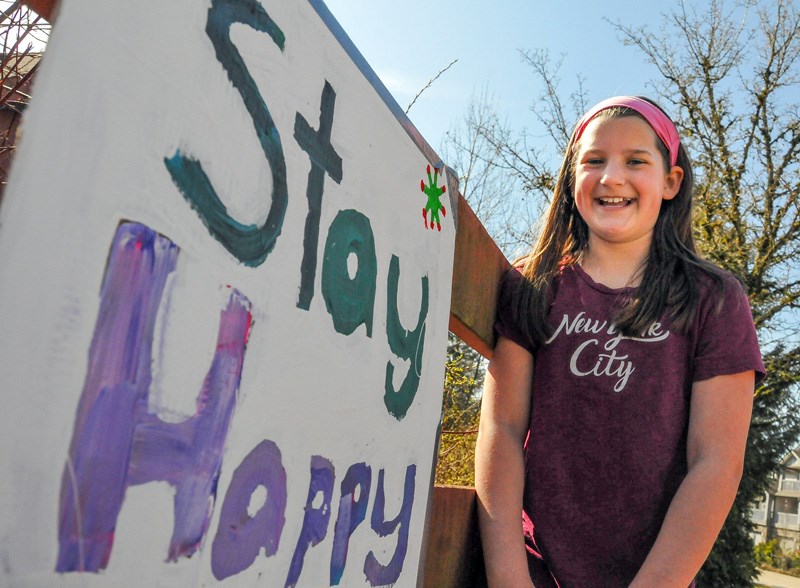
495, 263, 765, 587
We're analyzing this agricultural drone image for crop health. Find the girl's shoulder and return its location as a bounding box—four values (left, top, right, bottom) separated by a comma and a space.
502, 259, 572, 297
495, 264, 537, 353
501, 262, 527, 294
686, 262, 765, 382
692, 261, 746, 297
689, 262, 753, 327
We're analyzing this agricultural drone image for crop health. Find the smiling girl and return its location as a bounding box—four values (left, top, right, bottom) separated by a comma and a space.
474, 96, 765, 587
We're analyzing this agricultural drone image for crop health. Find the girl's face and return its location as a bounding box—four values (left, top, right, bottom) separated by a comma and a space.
573, 115, 683, 256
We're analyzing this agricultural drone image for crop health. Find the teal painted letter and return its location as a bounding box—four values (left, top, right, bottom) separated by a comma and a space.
321, 210, 376, 337
384, 255, 428, 420
164, 0, 288, 267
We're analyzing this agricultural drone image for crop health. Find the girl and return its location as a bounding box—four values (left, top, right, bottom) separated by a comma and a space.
474, 96, 765, 587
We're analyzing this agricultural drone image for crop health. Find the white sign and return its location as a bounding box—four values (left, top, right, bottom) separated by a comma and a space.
0, 0, 455, 586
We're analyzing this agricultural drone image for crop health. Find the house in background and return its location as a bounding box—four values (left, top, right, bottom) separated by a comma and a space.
752, 443, 800, 550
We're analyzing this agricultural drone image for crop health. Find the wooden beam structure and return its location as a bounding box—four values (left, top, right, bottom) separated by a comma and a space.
21, 0, 55, 21
448, 193, 510, 358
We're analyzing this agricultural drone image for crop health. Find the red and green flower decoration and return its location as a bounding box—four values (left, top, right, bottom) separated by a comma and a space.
420, 164, 447, 231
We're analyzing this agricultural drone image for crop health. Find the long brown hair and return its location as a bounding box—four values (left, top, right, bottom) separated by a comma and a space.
513, 98, 724, 345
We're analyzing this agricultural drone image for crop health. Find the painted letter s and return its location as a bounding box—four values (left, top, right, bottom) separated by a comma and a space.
164, 0, 288, 267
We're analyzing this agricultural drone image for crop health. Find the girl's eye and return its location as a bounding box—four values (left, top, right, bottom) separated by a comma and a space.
628, 158, 646, 166
586, 158, 604, 165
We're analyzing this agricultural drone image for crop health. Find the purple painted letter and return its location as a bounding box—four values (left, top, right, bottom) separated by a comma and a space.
285, 455, 335, 587
363, 465, 416, 586
330, 462, 371, 585
211, 439, 288, 580
56, 222, 253, 572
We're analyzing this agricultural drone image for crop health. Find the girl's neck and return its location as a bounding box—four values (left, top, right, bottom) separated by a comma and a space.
579, 239, 650, 289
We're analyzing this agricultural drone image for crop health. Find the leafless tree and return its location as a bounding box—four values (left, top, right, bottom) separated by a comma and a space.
439, 87, 543, 259
0, 0, 49, 200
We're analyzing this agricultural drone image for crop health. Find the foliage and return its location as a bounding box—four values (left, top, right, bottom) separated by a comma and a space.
754, 539, 781, 567
754, 539, 800, 578
435, 92, 536, 484
435, 334, 484, 486
700, 502, 761, 585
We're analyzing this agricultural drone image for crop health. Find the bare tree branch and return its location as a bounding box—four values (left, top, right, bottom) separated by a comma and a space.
404, 58, 458, 114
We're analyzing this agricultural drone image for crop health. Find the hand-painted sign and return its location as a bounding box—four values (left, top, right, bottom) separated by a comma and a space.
0, 0, 456, 586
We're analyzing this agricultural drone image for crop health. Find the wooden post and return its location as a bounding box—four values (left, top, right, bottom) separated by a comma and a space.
422, 485, 487, 588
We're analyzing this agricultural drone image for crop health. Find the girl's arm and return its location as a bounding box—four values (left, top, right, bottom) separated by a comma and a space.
629, 370, 755, 587
475, 335, 535, 588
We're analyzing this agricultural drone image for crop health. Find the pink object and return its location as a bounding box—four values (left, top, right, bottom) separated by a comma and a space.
574, 96, 680, 167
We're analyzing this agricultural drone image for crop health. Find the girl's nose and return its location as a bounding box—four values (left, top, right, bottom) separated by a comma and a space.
600, 161, 625, 185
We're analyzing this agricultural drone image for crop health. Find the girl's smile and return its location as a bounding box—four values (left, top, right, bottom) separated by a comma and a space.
597, 197, 635, 207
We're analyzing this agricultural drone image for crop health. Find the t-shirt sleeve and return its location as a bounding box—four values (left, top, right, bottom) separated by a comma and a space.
494, 266, 537, 355
693, 273, 766, 384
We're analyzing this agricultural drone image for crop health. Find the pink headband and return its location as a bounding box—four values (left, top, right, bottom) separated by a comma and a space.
573, 96, 681, 167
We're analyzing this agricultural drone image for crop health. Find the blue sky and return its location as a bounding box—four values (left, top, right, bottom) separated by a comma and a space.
322, 0, 666, 155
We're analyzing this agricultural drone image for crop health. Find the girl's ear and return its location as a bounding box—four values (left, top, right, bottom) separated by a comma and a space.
662, 165, 684, 201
